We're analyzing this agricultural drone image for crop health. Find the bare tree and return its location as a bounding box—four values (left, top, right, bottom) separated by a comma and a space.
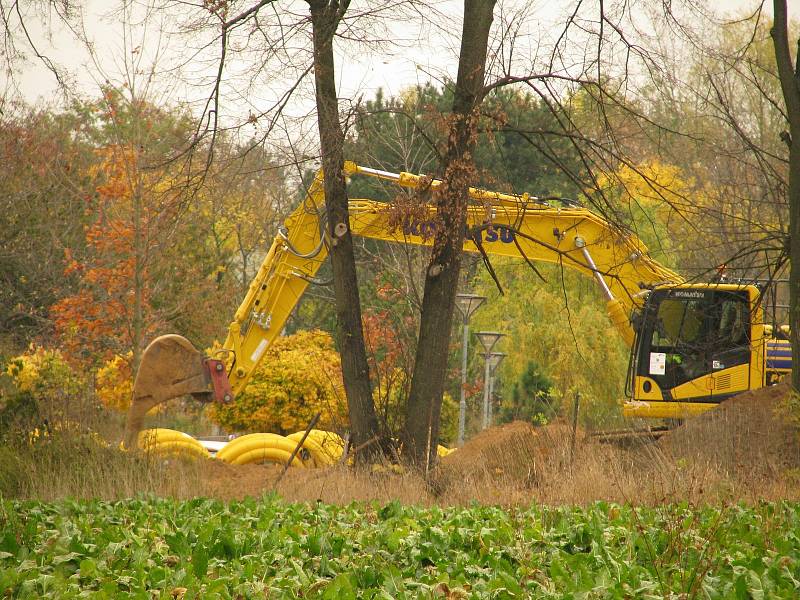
0, 0, 75, 92
771, 0, 800, 390
402, 0, 496, 467
307, 0, 381, 459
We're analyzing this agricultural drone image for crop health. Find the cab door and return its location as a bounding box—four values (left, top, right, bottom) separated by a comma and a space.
636, 290, 711, 399
706, 290, 751, 398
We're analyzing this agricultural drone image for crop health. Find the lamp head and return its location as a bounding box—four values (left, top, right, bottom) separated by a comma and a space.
488, 352, 506, 374
475, 331, 504, 353
455, 293, 486, 321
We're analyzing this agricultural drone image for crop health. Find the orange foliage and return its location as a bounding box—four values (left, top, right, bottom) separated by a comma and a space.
361, 308, 415, 433
362, 309, 405, 370
51, 145, 162, 366
362, 303, 459, 442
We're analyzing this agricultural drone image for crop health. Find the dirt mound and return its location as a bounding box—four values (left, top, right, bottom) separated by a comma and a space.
433, 421, 583, 498
197, 459, 280, 500
659, 384, 800, 478
194, 421, 584, 504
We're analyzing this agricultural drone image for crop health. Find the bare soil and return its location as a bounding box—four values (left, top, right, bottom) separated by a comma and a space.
190, 385, 800, 505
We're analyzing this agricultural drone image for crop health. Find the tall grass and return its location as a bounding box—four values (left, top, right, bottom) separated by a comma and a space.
0, 355, 213, 500
1, 391, 798, 505
2, 417, 798, 504
0, 430, 204, 500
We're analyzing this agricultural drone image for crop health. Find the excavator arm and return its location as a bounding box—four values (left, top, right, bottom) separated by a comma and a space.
124, 162, 682, 446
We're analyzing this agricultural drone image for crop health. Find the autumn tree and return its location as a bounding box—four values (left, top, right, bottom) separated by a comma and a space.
209, 330, 346, 434
0, 102, 93, 349
50, 90, 192, 369
52, 143, 161, 366
201, 142, 292, 296
470, 259, 630, 429
629, 11, 787, 281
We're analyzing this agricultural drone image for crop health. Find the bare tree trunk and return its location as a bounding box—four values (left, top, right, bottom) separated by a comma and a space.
308, 0, 381, 459
403, 0, 496, 466
771, 0, 800, 391
132, 159, 145, 374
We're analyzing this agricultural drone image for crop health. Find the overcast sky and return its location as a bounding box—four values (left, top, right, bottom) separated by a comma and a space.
3, 0, 789, 135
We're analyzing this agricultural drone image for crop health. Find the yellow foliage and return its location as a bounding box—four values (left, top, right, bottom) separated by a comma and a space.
208, 330, 347, 434
472, 260, 629, 428
593, 160, 703, 268
94, 353, 164, 415
594, 159, 777, 271
6, 345, 84, 398
596, 160, 695, 211
26, 420, 108, 448
95, 353, 134, 412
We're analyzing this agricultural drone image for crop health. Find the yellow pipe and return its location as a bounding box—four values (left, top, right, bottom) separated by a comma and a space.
138, 428, 204, 450
216, 433, 307, 465
286, 432, 332, 466
230, 447, 306, 467
149, 441, 210, 459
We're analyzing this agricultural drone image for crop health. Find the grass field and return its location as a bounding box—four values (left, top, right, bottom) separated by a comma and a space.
2, 497, 800, 598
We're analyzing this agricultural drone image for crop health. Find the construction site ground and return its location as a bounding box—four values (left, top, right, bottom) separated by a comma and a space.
184, 384, 800, 505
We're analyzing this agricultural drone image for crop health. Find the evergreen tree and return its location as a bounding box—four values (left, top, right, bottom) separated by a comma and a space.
499, 360, 557, 426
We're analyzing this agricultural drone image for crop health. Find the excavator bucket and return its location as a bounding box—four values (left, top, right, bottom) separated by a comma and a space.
123, 335, 231, 448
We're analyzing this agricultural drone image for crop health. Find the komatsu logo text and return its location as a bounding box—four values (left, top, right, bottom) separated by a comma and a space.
403, 220, 516, 243
671, 290, 706, 299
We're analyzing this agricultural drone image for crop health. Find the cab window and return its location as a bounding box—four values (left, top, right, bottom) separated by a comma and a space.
640, 290, 750, 389
650, 298, 704, 351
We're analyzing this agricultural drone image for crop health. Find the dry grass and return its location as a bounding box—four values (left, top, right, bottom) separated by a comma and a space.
4, 431, 797, 505
0, 435, 205, 501
0, 382, 214, 501
3, 384, 799, 505
203, 385, 800, 506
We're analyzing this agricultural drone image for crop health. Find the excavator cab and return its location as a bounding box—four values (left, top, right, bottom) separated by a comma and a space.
625, 285, 759, 419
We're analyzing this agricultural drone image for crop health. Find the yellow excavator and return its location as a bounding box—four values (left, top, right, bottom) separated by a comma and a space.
124, 162, 792, 446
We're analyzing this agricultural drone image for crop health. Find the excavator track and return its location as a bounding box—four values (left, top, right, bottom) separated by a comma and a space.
588, 425, 671, 446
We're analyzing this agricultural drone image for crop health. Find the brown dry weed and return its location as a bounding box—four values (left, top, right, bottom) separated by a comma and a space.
185, 384, 800, 505
8, 384, 800, 505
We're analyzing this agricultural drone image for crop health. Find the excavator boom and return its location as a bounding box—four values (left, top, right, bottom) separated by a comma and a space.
218, 162, 681, 398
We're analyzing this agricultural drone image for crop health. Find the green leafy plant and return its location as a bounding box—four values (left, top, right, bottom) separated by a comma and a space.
1, 498, 798, 598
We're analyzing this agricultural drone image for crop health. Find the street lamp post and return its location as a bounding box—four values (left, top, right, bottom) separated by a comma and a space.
487, 352, 506, 425
454, 293, 486, 446
475, 331, 504, 430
